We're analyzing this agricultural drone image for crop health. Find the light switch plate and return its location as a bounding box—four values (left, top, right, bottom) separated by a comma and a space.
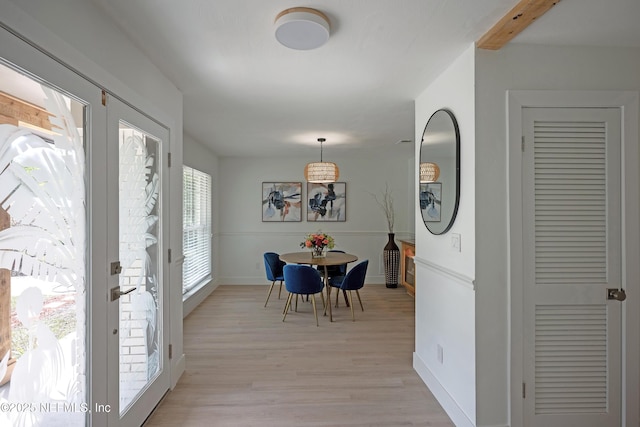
451, 233, 461, 252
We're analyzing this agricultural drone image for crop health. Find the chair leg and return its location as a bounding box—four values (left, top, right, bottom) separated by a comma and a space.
282, 293, 293, 322
295, 294, 299, 312
311, 294, 319, 327
335, 287, 340, 308
348, 291, 355, 321
324, 287, 331, 316
264, 280, 276, 307
282, 290, 293, 314
355, 289, 364, 311
283, 293, 292, 314
278, 280, 283, 299
320, 289, 326, 309
335, 289, 349, 307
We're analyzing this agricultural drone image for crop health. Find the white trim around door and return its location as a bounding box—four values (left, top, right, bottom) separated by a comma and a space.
507, 90, 640, 427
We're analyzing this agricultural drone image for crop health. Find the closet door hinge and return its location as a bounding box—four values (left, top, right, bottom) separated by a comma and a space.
101, 90, 107, 106
169, 344, 173, 359
521, 136, 525, 152
168, 248, 172, 263
168, 152, 172, 167
522, 382, 526, 399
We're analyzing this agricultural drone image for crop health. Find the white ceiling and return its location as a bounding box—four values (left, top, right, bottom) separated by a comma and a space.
89, 0, 640, 158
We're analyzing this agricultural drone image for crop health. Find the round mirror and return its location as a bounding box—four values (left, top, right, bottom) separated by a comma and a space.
419, 109, 460, 235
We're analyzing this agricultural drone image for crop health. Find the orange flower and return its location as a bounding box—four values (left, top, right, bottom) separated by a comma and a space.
300, 231, 335, 250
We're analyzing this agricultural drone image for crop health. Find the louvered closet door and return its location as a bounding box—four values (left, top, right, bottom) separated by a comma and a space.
522, 107, 622, 427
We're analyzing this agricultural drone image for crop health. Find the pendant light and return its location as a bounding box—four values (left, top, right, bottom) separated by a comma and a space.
419, 162, 440, 183
304, 138, 339, 183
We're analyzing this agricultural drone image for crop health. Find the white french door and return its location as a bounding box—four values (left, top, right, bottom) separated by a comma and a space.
0, 25, 104, 427
0, 23, 170, 427
106, 96, 170, 427
521, 107, 623, 427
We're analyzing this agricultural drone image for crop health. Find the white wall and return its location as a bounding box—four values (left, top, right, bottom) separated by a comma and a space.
217, 148, 414, 285
183, 134, 220, 316
1, 0, 186, 389
474, 44, 640, 427
412, 43, 640, 427
413, 44, 477, 427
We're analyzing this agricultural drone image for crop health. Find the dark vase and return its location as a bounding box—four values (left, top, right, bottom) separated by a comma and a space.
383, 232, 400, 288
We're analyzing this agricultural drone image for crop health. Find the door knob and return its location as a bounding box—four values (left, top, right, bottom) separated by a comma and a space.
607, 288, 627, 302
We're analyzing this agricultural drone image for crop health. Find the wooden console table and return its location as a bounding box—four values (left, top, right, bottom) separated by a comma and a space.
399, 239, 415, 297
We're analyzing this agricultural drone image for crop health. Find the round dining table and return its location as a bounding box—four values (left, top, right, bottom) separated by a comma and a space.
279, 251, 358, 322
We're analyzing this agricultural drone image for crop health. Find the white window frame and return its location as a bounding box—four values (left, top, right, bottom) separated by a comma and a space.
182, 165, 212, 296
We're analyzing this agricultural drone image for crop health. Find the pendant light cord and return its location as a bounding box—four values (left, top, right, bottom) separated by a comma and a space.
318, 137, 326, 162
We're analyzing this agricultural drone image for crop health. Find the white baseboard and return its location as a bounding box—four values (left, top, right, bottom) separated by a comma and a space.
413, 352, 476, 427
219, 275, 387, 285
183, 281, 218, 317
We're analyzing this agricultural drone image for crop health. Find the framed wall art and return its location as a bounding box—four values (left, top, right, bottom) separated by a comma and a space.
307, 182, 346, 222
262, 182, 302, 222
419, 182, 441, 222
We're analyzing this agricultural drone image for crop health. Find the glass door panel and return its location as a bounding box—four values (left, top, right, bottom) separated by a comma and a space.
107, 97, 169, 427
0, 61, 88, 426
118, 124, 161, 414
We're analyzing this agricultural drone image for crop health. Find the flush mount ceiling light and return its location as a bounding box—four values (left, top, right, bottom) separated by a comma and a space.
419, 162, 440, 183
304, 138, 339, 183
275, 7, 330, 50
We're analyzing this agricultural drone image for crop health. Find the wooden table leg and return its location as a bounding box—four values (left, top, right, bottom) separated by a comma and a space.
324, 265, 332, 322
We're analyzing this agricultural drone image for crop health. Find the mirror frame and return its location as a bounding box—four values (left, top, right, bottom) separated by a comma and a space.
419, 108, 460, 235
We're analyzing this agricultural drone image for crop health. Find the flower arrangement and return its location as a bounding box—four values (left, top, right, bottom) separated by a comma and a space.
300, 231, 335, 257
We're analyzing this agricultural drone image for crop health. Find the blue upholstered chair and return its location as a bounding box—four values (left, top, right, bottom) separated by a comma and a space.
282, 264, 325, 326
263, 252, 286, 307
328, 260, 368, 321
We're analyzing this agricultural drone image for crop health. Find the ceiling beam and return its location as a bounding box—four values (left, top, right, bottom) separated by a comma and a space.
477, 0, 561, 50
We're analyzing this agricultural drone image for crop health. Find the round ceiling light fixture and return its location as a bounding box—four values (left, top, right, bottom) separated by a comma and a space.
275, 7, 330, 50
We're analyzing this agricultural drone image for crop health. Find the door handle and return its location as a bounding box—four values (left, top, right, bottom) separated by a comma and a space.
607, 288, 627, 302
110, 286, 137, 302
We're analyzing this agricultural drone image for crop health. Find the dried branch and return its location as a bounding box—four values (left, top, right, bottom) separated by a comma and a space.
370, 183, 395, 233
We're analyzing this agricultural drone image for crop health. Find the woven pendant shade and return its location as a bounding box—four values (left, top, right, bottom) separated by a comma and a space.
419, 162, 440, 183
305, 138, 339, 183
304, 162, 340, 183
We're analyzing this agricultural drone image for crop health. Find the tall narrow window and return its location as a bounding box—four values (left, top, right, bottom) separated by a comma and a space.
182, 166, 212, 295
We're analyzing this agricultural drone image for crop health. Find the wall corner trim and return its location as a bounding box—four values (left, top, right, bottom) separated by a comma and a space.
170, 353, 186, 389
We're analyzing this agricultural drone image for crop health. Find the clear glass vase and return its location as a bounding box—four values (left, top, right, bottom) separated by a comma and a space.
311, 246, 326, 258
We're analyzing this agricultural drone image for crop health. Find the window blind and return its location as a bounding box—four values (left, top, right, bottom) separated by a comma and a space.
183, 166, 212, 294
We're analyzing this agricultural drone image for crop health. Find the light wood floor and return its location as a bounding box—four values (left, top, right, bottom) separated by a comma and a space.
144, 284, 454, 427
